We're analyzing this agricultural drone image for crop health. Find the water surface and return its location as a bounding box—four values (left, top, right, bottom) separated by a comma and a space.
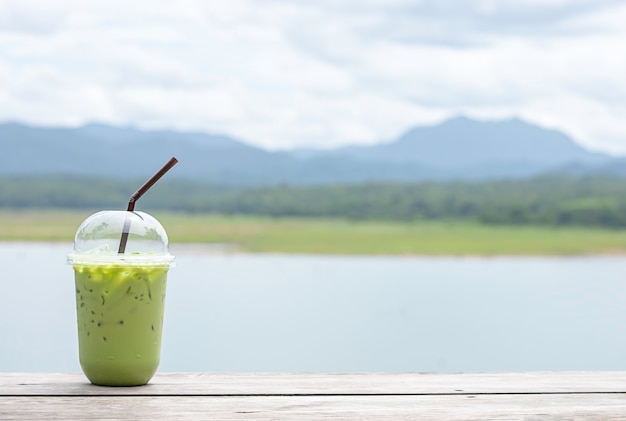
1, 242, 625, 372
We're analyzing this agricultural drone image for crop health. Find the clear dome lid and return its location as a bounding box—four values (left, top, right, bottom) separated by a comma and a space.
67, 210, 174, 266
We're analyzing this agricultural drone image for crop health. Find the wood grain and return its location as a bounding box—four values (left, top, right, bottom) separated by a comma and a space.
2, 372, 626, 396
2, 395, 626, 420
2, 372, 626, 420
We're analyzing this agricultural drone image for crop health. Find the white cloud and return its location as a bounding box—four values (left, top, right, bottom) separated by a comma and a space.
1, 0, 626, 154
520, 96, 626, 154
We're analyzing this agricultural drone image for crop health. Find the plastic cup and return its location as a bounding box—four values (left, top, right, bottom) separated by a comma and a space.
67, 211, 175, 386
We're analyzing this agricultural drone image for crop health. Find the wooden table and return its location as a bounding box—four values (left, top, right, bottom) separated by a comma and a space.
2, 372, 626, 420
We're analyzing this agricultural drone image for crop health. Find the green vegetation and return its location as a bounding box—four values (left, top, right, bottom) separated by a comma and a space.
1, 210, 625, 255
0, 209, 84, 242
3, 174, 626, 255
3, 175, 626, 228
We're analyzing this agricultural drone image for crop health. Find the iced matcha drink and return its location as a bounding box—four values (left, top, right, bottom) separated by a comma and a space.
69, 208, 175, 386
69, 159, 178, 386
73, 262, 169, 386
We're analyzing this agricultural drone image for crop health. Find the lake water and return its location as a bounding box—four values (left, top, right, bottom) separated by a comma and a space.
1, 242, 626, 373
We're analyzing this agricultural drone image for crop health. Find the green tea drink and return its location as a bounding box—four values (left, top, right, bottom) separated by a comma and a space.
73, 262, 168, 386
68, 210, 175, 386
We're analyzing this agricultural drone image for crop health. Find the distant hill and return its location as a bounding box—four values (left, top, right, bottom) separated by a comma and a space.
328, 116, 612, 178
0, 122, 285, 183
0, 117, 619, 184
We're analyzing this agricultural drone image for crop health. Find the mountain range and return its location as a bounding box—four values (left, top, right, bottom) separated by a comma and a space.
0, 116, 622, 184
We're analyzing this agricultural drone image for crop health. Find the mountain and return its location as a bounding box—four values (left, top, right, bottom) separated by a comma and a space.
0, 122, 287, 183
328, 116, 611, 177
0, 117, 619, 184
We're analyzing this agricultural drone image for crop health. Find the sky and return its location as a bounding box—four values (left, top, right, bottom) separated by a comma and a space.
1, 0, 626, 154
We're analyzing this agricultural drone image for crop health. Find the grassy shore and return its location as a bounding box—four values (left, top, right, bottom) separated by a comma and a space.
1, 209, 625, 255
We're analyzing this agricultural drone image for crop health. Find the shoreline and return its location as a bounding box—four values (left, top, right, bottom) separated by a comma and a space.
3, 211, 626, 256
3, 240, 626, 258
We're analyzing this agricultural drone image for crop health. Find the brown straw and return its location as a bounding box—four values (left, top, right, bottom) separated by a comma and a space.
118, 157, 179, 254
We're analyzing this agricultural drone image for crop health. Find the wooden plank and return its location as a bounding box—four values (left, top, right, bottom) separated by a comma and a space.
2, 394, 626, 420
2, 372, 626, 396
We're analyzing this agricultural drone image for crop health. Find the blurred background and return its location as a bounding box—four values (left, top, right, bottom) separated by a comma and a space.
2, 0, 626, 373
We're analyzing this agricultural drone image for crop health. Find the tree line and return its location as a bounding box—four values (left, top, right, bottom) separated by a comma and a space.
2, 174, 626, 228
